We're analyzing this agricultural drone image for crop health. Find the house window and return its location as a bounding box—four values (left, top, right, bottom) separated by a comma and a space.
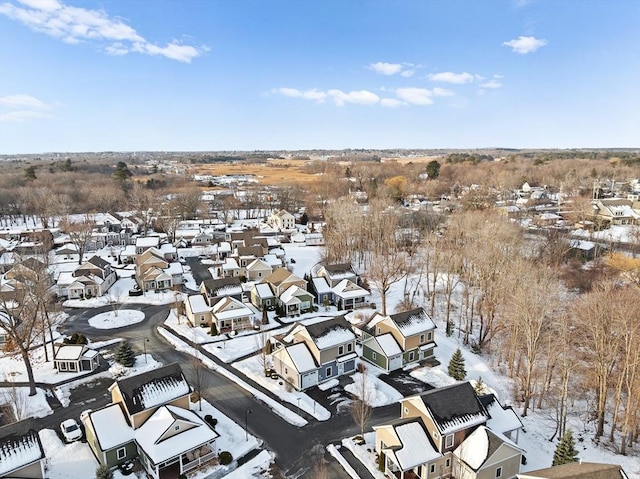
175, 425, 180, 431
372, 352, 377, 360
427, 331, 432, 342
446, 458, 451, 468
377, 327, 381, 334
339, 346, 344, 355
445, 433, 454, 449
117, 447, 126, 460
430, 464, 436, 474
496, 467, 503, 478
326, 367, 332, 377
419, 334, 425, 344
285, 367, 288, 375
408, 352, 414, 362
347, 343, 353, 352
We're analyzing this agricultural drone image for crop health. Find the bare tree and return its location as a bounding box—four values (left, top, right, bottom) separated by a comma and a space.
104, 289, 124, 317
61, 214, 96, 264
189, 354, 206, 411
255, 332, 272, 374
1, 382, 28, 421
351, 364, 373, 437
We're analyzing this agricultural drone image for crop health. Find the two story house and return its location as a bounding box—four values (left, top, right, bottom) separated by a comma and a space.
83, 363, 219, 479
361, 308, 436, 372
135, 248, 183, 292
374, 382, 524, 479
271, 316, 357, 390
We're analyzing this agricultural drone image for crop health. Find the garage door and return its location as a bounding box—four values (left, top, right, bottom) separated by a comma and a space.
301, 370, 318, 389
389, 355, 403, 371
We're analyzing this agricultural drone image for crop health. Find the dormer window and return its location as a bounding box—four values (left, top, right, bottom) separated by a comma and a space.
445, 433, 454, 449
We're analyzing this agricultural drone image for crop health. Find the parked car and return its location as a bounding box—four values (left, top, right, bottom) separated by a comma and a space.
60, 418, 82, 442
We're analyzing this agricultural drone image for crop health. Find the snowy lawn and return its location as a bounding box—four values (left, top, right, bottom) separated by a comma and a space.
222, 450, 273, 478
344, 371, 403, 407
341, 433, 386, 479
233, 355, 331, 421
88, 309, 145, 329
0, 387, 52, 419
40, 429, 100, 479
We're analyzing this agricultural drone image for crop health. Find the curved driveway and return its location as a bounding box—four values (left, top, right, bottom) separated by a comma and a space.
59, 304, 398, 477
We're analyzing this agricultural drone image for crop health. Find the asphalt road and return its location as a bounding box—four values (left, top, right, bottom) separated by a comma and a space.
55, 303, 401, 478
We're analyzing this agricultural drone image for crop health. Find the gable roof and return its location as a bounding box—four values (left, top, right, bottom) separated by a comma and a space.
113, 363, 190, 415
454, 425, 523, 472
0, 417, 45, 476
305, 316, 356, 349
377, 419, 442, 471
134, 405, 219, 465
333, 279, 369, 298
479, 393, 523, 435
323, 263, 355, 274
389, 308, 436, 337
282, 342, 318, 373
263, 267, 303, 287
86, 403, 134, 451
416, 382, 489, 435
88, 255, 111, 269
201, 277, 243, 297
517, 462, 627, 479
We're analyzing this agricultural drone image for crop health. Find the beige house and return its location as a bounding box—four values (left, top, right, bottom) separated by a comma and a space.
245, 258, 272, 281
184, 294, 212, 327
211, 296, 254, 333
261, 267, 307, 297
268, 209, 295, 231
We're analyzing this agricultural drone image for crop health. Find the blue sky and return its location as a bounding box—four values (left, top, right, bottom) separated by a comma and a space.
0, 0, 639, 154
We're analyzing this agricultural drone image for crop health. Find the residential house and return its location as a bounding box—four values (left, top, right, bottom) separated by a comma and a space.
200, 277, 247, 305
65, 255, 116, 299
479, 394, 523, 444
250, 283, 276, 311
316, 263, 359, 287
54, 344, 102, 373
211, 296, 254, 333
361, 308, 436, 372
277, 285, 314, 317
135, 248, 183, 292
4, 258, 46, 283
517, 462, 627, 479
184, 294, 212, 327
261, 267, 307, 297
271, 316, 357, 390
374, 382, 524, 479
267, 209, 296, 231
331, 279, 370, 310
0, 417, 46, 479
245, 258, 272, 281
84, 363, 219, 478
594, 198, 640, 226
135, 236, 161, 254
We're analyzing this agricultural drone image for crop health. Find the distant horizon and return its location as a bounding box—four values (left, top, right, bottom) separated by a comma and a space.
1, 1, 639, 154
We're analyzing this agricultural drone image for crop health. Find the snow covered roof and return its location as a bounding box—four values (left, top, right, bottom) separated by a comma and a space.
333, 279, 369, 299
312, 277, 332, 294
223, 258, 240, 270
306, 316, 356, 350
88, 403, 134, 450
0, 418, 45, 476
285, 342, 317, 373
187, 295, 210, 314
376, 333, 403, 356
279, 285, 311, 304
136, 236, 160, 247
115, 363, 190, 415
390, 308, 436, 337
453, 425, 522, 471
166, 262, 184, 275
479, 394, 523, 435
135, 405, 218, 465
385, 421, 441, 470
55, 344, 87, 360
211, 297, 253, 320
252, 283, 274, 298
263, 254, 282, 267
416, 382, 489, 435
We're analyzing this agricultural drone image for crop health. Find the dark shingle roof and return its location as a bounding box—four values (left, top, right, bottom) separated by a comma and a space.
305, 315, 352, 339
88, 255, 110, 269
0, 417, 45, 473
114, 363, 189, 415
323, 263, 354, 274
418, 382, 488, 432
201, 277, 242, 296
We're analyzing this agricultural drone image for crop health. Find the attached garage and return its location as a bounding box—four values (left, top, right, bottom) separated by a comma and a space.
301, 370, 319, 390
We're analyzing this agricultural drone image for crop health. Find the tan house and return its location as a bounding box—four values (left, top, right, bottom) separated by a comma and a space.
261, 267, 307, 297
184, 294, 212, 327
211, 296, 254, 333
268, 209, 295, 231
135, 248, 179, 292
374, 382, 524, 479
245, 258, 272, 281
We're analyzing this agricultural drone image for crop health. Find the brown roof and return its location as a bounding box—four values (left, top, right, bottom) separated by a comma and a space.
518, 462, 626, 479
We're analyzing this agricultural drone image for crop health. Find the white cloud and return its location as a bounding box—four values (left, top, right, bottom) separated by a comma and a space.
0, 0, 205, 62
380, 98, 404, 108
395, 88, 434, 106
480, 80, 503, 89
427, 71, 474, 84
432, 87, 454, 97
369, 62, 403, 75
271, 88, 327, 102
400, 69, 415, 78
503, 35, 547, 54
0, 94, 58, 122
327, 89, 379, 106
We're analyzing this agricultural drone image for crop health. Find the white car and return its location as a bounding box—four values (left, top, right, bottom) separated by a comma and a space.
60, 418, 82, 442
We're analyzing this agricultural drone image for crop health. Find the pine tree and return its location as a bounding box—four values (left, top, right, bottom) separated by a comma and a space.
474, 376, 487, 395
114, 340, 135, 367
210, 322, 218, 336
552, 430, 579, 466
447, 348, 467, 381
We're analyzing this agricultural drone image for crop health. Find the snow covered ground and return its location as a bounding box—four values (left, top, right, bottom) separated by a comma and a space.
88, 309, 145, 329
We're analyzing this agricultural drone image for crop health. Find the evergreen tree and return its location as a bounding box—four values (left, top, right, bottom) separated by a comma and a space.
95, 464, 114, 479
552, 430, 579, 466
210, 322, 218, 336
426, 160, 441, 179
114, 340, 135, 367
473, 376, 487, 395
447, 348, 467, 381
